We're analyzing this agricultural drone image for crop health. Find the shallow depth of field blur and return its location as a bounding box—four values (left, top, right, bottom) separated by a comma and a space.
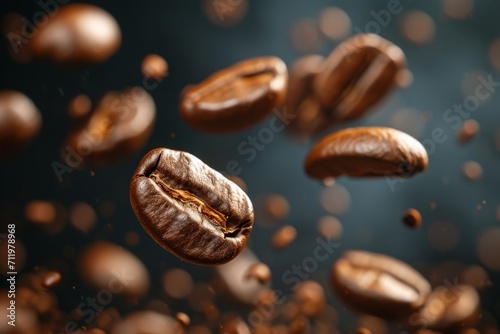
1, 0, 500, 333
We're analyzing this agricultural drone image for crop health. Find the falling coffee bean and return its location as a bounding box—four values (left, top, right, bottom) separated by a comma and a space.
313, 34, 407, 122
245, 263, 271, 284
402, 208, 422, 229
142, 54, 169, 81
6, 4, 121, 65
180, 57, 287, 133
40, 271, 61, 289
65, 87, 156, 166
305, 126, 428, 179
0, 91, 42, 160
330, 250, 431, 320
130, 148, 254, 265
110, 311, 185, 334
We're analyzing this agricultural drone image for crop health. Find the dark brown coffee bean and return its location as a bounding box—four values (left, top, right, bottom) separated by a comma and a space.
330, 250, 431, 320
305, 127, 428, 179
356, 328, 372, 334
78, 241, 150, 298
286, 55, 331, 138
272, 225, 297, 249
66, 87, 156, 166
40, 271, 61, 289
68, 94, 92, 119
142, 54, 169, 81
402, 208, 422, 229
111, 311, 185, 334
0, 91, 41, 159
313, 34, 406, 121
129, 148, 254, 265
220, 317, 251, 334
180, 57, 287, 133
8, 4, 121, 65
414, 285, 480, 333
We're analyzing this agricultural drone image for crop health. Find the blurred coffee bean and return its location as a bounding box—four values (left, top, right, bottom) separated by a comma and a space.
443, 0, 474, 19
414, 285, 480, 333
203, 0, 249, 27
313, 34, 406, 122
399, 11, 435, 45
462, 161, 482, 181
110, 311, 184, 334
7, 4, 121, 65
272, 225, 297, 250
0, 91, 41, 159
294, 281, 326, 318
286, 55, 329, 138
477, 227, 500, 271
264, 194, 290, 221
317, 216, 343, 240
216, 248, 270, 305
318, 7, 351, 41
163, 268, 194, 299
357, 328, 372, 334
462, 265, 490, 290
331, 250, 431, 320
180, 57, 287, 133
402, 208, 422, 229
244, 263, 271, 284
457, 119, 479, 143
65, 87, 156, 166
41, 271, 61, 289
305, 127, 428, 179
320, 184, 351, 215
175, 312, 191, 327
69, 201, 97, 234
290, 18, 324, 53
78, 241, 150, 298
142, 54, 169, 81
130, 148, 254, 265
68, 94, 92, 119
220, 317, 251, 334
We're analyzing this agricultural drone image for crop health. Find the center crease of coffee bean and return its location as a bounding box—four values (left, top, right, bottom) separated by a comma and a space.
149, 173, 230, 233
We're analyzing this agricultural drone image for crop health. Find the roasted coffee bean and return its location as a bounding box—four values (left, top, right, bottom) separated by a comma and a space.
40, 271, 61, 289
413, 285, 480, 333
130, 148, 254, 265
0, 91, 41, 159
110, 311, 185, 334
180, 57, 287, 133
175, 312, 191, 327
220, 317, 251, 334
305, 127, 428, 179
294, 281, 326, 318
78, 241, 150, 298
402, 208, 422, 229
245, 263, 271, 284
142, 54, 169, 81
6, 4, 121, 65
286, 55, 331, 138
313, 34, 406, 121
68, 94, 92, 119
65, 87, 155, 166
272, 225, 297, 249
457, 119, 479, 143
330, 250, 431, 320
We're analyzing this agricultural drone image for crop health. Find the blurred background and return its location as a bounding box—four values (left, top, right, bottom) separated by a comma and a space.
1, 0, 499, 332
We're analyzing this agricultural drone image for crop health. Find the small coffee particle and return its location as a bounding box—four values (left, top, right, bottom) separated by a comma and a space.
245, 263, 271, 284
142, 54, 169, 81
457, 119, 479, 143
272, 225, 297, 249
402, 208, 422, 229
41, 271, 61, 289
462, 161, 482, 181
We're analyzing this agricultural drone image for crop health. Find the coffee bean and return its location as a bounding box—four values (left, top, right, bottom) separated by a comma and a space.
305, 127, 428, 179
416, 285, 480, 333
286, 55, 330, 138
294, 281, 326, 318
399, 11, 436, 45
264, 194, 290, 221
78, 241, 150, 298
68, 94, 92, 119
180, 57, 287, 133
142, 54, 169, 81
0, 91, 41, 159
175, 312, 191, 327
330, 250, 431, 320
40, 271, 61, 289
462, 160, 482, 181
130, 148, 254, 265
220, 317, 251, 334
313, 34, 406, 121
402, 208, 422, 229
8, 4, 121, 65
66, 87, 156, 166
110, 311, 185, 334
244, 263, 271, 284
163, 269, 194, 299
272, 225, 297, 249
457, 119, 479, 143
356, 328, 372, 334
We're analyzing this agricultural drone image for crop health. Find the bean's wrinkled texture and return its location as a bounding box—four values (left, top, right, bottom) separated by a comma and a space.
305, 126, 428, 179
130, 148, 254, 265
313, 33, 406, 121
180, 56, 288, 133
331, 250, 431, 320
66, 87, 155, 166
6, 4, 121, 65
0, 90, 41, 159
